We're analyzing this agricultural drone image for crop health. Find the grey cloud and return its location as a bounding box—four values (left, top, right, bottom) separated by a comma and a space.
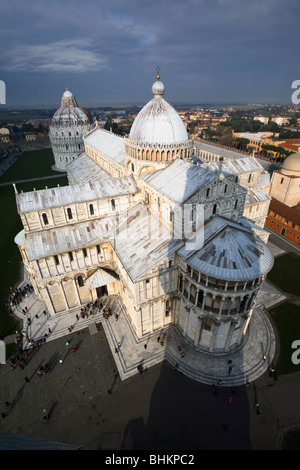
1, 39, 108, 73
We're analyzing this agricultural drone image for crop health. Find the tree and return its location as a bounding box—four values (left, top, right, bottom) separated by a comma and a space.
236, 137, 250, 150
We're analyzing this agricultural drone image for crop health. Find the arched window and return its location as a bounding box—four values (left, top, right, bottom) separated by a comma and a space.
213, 204, 217, 215
89, 204, 94, 215
42, 213, 49, 225
165, 299, 171, 317
77, 275, 84, 287
234, 199, 238, 210
197, 290, 204, 307
111, 199, 116, 211
206, 188, 210, 198
178, 273, 183, 291
67, 208, 73, 220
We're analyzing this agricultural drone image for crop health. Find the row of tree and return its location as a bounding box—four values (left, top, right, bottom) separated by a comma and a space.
103, 119, 131, 136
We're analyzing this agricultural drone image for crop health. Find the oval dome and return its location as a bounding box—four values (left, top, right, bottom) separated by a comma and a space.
129, 79, 188, 145
281, 147, 300, 175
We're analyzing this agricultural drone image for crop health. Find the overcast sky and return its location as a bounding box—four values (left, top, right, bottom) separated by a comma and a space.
0, 0, 299, 108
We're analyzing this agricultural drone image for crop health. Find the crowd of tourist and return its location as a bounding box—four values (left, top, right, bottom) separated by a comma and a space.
5, 283, 34, 313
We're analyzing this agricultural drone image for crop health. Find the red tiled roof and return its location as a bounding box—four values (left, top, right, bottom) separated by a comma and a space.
269, 198, 300, 225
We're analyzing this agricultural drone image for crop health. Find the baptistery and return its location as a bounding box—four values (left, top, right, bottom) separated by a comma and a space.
49, 89, 92, 170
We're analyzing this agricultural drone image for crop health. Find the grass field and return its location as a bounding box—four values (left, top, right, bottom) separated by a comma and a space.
0, 148, 68, 337
269, 302, 300, 375
267, 252, 300, 376
282, 431, 300, 450
267, 252, 300, 296
0, 148, 62, 183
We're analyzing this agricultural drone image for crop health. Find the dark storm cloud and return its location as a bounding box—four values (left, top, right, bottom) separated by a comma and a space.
0, 0, 299, 106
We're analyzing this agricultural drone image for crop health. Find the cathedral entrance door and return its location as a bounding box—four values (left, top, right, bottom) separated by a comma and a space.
96, 285, 108, 298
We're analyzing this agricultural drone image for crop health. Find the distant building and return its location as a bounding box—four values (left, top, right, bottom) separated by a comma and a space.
0, 127, 10, 135
233, 132, 275, 152
24, 133, 36, 141
0, 134, 10, 144
254, 115, 269, 125
271, 116, 289, 126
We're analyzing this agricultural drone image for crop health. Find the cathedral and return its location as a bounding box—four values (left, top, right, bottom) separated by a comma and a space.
14, 72, 274, 353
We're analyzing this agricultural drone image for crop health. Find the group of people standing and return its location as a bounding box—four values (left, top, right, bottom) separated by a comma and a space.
5, 283, 33, 311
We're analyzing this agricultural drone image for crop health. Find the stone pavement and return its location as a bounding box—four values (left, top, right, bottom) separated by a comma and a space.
5, 273, 287, 388
3, 275, 300, 451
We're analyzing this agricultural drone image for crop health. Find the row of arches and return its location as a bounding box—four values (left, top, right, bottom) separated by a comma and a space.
44, 267, 119, 314
54, 131, 81, 137
40, 198, 117, 227
178, 274, 257, 316
125, 142, 192, 162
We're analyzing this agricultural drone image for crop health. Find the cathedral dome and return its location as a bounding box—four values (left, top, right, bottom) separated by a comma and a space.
129, 75, 188, 145
281, 147, 300, 176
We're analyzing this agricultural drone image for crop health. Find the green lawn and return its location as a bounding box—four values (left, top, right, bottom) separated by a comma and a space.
0, 148, 68, 337
266, 252, 300, 375
269, 302, 300, 376
0, 148, 61, 183
267, 252, 300, 296
282, 431, 300, 450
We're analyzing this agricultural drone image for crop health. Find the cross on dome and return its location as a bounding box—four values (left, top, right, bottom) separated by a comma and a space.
156, 65, 161, 80
152, 66, 165, 98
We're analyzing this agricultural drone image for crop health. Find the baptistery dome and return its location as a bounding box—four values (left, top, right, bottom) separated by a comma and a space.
125, 73, 192, 175
49, 89, 92, 171
51, 90, 92, 127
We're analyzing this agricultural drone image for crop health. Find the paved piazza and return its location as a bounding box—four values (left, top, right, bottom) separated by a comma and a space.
1, 270, 300, 450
